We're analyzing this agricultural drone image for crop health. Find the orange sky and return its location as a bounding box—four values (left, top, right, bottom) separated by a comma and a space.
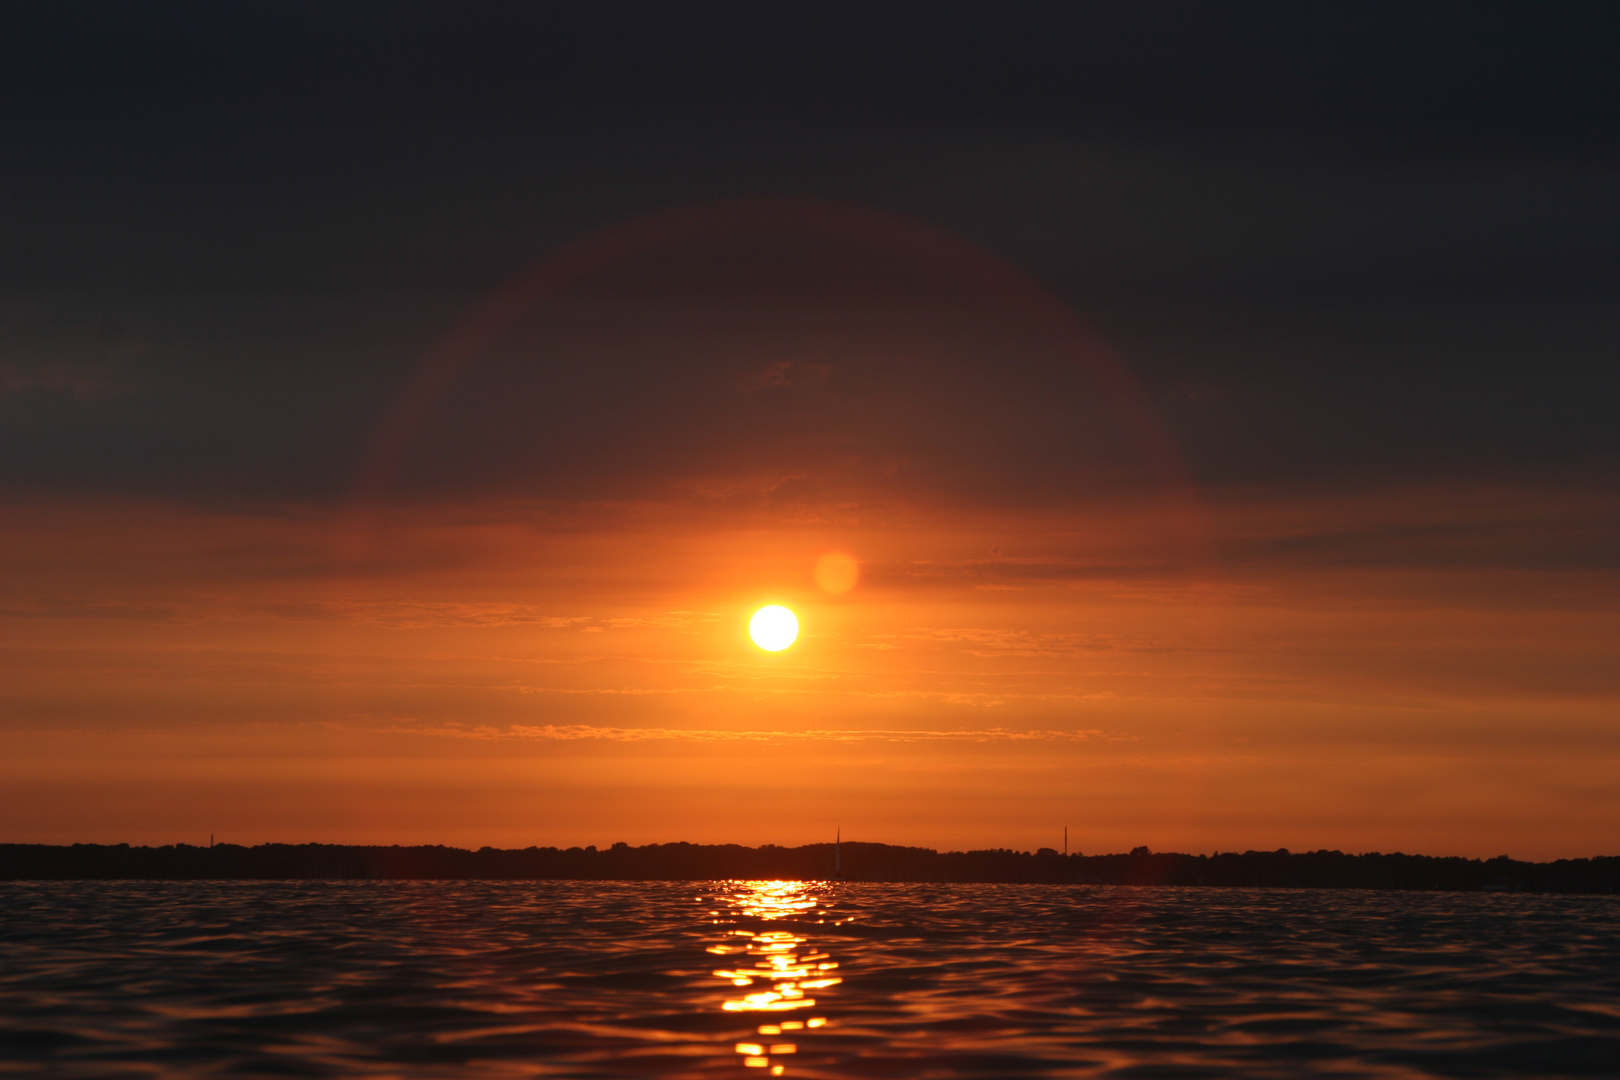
3, 205, 1617, 860
3, 479, 1615, 858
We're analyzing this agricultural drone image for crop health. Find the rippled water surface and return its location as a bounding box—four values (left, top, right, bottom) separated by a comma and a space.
2, 881, 1617, 1077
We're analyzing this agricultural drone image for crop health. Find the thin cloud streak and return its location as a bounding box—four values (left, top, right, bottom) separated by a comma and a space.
390, 723, 1112, 743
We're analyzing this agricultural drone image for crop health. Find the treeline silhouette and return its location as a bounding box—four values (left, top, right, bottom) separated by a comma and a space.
4, 842, 1618, 893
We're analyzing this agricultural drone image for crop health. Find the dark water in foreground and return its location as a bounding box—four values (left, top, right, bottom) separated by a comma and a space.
2, 882, 1617, 1078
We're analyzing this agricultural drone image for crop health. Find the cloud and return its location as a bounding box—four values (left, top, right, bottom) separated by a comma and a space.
738, 360, 834, 392
1213, 484, 1620, 573
0, 594, 723, 632
900, 626, 1141, 659
0, 598, 186, 623
0, 360, 132, 399
0, 310, 144, 400
393, 722, 1109, 743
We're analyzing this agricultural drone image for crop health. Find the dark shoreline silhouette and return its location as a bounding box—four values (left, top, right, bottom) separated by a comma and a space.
3, 842, 1617, 893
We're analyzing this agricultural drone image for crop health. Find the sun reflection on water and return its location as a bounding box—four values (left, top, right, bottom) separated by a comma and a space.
704, 881, 839, 1075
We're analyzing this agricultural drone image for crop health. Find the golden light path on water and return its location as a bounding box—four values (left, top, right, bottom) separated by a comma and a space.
705, 881, 840, 1075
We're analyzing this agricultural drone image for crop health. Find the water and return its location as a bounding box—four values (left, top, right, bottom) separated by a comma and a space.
2, 881, 1617, 1078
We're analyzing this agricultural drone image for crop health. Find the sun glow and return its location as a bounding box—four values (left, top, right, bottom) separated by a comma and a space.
749, 605, 799, 651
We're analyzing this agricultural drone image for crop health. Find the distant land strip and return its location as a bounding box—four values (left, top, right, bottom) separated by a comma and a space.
3, 843, 1618, 894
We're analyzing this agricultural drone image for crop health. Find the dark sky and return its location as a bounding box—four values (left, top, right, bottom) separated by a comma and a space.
3, 1, 1618, 504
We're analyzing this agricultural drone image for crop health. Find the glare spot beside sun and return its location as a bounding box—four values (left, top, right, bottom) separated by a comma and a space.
749, 605, 799, 652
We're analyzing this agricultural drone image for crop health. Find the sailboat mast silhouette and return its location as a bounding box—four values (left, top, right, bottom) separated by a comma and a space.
834, 828, 841, 878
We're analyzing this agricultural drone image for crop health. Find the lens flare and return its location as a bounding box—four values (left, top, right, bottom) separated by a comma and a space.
813, 552, 859, 594
749, 606, 799, 651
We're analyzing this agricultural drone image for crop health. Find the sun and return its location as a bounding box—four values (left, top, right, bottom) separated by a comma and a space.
749, 605, 799, 651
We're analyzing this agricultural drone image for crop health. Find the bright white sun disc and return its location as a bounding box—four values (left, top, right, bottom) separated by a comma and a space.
749, 605, 799, 651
